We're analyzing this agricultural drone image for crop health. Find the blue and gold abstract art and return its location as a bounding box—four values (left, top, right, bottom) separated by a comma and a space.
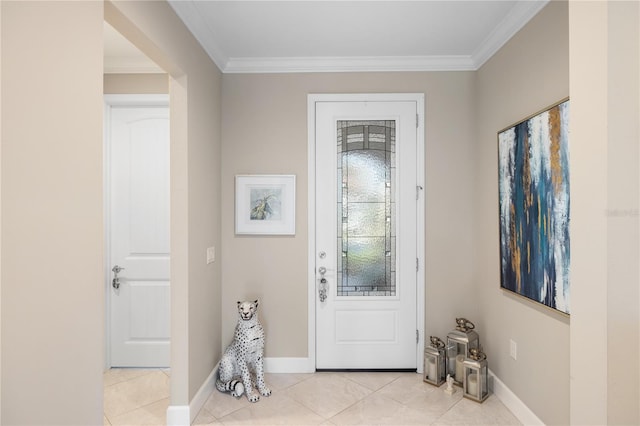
498, 100, 570, 314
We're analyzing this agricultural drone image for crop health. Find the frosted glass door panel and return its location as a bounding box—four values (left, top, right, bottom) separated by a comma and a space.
337, 121, 395, 297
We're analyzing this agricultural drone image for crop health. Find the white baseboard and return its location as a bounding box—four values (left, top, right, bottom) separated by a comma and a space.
167, 363, 218, 426
489, 369, 544, 426
189, 365, 218, 423
265, 357, 314, 373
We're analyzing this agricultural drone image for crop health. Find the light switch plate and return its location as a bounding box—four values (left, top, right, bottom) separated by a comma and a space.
206, 246, 215, 264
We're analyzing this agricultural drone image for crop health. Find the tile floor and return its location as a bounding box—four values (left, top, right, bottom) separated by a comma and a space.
104, 369, 522, 425
104, 368, 171, 426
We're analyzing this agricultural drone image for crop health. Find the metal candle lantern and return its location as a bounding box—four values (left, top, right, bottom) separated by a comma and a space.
423, 336, 446, 386
463, 348, 489, 402
446, 317, 479, 385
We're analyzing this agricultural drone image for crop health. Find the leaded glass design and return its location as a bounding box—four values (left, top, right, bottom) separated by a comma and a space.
337, 120, 395, 296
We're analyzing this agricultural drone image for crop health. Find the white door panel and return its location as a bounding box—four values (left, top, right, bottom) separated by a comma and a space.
106, 99, 170, 368
315, 99, 418, 369
335, 309, 398, 343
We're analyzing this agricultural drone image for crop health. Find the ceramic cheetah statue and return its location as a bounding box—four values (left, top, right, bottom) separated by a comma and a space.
216, 300, 271, 402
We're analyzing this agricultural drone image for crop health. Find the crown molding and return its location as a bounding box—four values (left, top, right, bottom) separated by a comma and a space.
472, 0, 549, 69
223, 55, 477, 73
168, 0, 228, 72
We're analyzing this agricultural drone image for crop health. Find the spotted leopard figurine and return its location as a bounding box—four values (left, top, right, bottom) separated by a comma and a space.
215, 300, 272, 402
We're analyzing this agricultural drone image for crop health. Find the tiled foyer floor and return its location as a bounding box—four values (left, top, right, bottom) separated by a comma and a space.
104, 369, 522, 425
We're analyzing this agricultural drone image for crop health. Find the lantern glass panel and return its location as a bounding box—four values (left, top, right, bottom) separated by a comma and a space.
446, 343, 457, 377
445, 341, 467, 383
481, 364, 488, 396
463, 360, 489, 402
463, 365, 478, 399
424, 346, 445, 386
447, 329, 480, 357
424, 353, 437, 383
454, 345, 465, 383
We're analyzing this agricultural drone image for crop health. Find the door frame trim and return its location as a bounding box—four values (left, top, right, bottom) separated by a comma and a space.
103, 94, 170, 369
307, 93, 425, 373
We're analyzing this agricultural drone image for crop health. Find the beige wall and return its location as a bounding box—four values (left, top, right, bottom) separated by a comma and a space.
104, 73, 168, 94
105, 0, 223, 403
221, 72, 478, 356
1, 2, 222, 423
603, 4, 639, 422
569, 1, 640, 425
1, 2, 104, 424
475, 2, 570, 424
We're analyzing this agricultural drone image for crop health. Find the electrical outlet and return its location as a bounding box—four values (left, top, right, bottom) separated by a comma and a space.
206, 246, 216, 264
509, 339, 517, 360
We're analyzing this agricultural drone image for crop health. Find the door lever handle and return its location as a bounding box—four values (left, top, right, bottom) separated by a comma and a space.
318, 267, 328, 302
319, 277, 328, 302
112, 265, 125, 290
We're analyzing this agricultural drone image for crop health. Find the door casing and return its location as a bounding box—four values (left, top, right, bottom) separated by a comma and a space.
307, 93, 425, 373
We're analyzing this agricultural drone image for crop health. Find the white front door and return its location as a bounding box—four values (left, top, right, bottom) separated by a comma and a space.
105, 95, 170, 368
313, 95, 422, 370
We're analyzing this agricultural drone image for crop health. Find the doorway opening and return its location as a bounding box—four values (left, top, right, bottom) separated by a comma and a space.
103, 21, 171, 425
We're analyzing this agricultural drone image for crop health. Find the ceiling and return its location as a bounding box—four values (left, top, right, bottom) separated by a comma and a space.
105, 1, 549, 74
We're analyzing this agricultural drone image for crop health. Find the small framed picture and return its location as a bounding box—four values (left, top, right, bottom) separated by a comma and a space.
235, 174, 296, 235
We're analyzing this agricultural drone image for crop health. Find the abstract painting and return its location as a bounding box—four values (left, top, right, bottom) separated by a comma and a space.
498, 99, 570, 315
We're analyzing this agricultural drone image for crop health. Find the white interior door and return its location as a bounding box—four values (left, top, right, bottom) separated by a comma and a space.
315, 98, 419, 369
105, 96, 170, 368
